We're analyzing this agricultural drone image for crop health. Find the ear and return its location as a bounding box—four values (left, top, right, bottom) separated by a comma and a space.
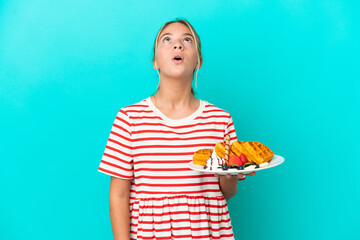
152, 58, 158, 70
196, 57, 203, 69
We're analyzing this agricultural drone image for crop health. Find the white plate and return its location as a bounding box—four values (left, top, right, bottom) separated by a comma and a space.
188, 155, 285, 175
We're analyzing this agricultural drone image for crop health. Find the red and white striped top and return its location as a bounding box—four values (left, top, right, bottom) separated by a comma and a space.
98, 97, 238, 239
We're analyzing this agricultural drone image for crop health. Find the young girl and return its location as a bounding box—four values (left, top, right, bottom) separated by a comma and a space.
98, 19, 256, 240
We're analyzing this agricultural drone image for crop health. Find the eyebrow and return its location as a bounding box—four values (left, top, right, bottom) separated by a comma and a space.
159, 33, 194, 39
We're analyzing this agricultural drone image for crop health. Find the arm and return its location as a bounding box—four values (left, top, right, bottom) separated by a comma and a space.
109, 176, 131, 240
219, 175, 238, 201
218, 172, 256, 201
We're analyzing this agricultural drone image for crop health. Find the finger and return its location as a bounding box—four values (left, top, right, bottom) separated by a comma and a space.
226, 173, 231, 179
244, 171, 256, 176
237, 173, 244, 179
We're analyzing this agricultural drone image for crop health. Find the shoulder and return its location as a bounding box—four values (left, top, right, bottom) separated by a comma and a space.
107, 98, 150, 127
203, 99, 232, 118
117, 98, 149, 117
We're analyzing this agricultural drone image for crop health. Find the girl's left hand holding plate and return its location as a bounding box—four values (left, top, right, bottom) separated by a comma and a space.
215, 171, 257, 180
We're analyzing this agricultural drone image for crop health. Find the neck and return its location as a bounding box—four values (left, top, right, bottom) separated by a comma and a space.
154, 74, 195, 108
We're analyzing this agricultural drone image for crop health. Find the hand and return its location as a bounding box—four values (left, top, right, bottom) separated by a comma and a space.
215, 171, 256, 181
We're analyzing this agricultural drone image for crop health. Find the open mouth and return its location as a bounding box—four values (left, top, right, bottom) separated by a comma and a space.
172, 55, 183, 63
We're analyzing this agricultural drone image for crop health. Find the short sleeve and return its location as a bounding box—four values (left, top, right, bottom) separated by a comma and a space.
225, 114, 237, 145
98, 109, 134, 179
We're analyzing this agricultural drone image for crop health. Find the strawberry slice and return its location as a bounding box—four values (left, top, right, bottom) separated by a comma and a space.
239, 153, 248, 166
229, 153, 242, 167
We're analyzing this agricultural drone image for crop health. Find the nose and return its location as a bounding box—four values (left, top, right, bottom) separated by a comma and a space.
174, 42, 183, 50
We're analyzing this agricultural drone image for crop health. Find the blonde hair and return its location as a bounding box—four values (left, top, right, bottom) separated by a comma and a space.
153, 18, 202, 96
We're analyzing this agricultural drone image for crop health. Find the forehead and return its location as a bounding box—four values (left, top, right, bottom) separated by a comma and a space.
160, 22, 193, 38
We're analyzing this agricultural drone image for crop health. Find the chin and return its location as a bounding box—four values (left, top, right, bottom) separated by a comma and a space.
167, 70, 193, 79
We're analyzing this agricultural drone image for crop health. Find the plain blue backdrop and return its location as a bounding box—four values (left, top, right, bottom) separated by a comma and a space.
1, 1, 359, 239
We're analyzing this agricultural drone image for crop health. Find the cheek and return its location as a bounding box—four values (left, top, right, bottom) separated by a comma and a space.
187, 46, 197, 59
157, 46, 171, 59
156, 53, 169, 65
189, 52, 198, 63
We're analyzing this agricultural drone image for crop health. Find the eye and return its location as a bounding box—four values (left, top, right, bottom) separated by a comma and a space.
163, 37, 170, 42
184, 37, 192, 43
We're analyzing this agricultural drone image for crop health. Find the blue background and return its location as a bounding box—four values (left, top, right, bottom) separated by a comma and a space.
1, 1, 359, 239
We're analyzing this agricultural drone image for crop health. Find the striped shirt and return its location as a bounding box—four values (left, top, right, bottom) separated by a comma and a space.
98, 97, 237, 239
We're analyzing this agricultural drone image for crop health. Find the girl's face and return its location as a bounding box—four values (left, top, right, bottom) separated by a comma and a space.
154, 22, 200, 79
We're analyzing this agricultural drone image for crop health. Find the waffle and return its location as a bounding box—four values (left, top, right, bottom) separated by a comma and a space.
215, 142, 225, 159
193, 149, 213, 166
236, 141, 274, 164
215, 140, 235, 162
230, 140, 245, 156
